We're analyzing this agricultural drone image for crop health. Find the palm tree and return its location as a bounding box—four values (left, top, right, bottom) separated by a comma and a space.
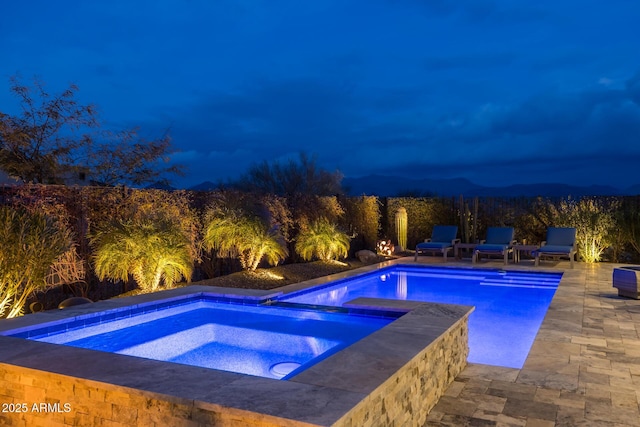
91, 219, 193, 292
203, 210, 288, 271
295, 218, 350, 262
0, 207, 72, 318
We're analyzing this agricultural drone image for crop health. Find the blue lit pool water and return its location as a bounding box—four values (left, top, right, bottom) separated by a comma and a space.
5, 266, 561, 375
7, 298, 394, 379
279, 265, 562, 368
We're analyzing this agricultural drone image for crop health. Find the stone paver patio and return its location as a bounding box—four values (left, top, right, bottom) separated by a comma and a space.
414, 257, 640, 427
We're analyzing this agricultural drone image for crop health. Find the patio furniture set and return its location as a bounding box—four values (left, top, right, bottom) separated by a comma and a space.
414, 225, 578, 268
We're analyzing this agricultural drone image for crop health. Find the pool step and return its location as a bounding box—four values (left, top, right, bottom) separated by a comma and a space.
480, 278, 559, 289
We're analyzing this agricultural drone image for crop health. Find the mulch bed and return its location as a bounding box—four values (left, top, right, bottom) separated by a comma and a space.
195, 259, 368, 291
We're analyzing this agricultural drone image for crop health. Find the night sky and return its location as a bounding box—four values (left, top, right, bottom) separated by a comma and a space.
2, 1, 639, 189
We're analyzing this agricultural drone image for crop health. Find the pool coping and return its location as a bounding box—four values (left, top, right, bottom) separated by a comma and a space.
0, 279, 473, 426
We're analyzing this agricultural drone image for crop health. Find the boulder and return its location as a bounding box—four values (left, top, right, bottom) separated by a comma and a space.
356, 249, 379, 264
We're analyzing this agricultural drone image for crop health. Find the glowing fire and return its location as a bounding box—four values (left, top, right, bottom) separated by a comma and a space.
376, 240, 394, 256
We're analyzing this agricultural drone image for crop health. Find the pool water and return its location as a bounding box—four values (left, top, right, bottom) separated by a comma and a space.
280, 265, 562, 368
4, 265, 561, 375
7, 299, 394, 379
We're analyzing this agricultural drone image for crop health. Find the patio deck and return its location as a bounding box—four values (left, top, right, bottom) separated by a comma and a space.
411, 256, 640, 427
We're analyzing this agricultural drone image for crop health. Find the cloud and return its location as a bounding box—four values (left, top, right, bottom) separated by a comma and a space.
162, 69, 640, 188
328, 77, 640, 187
167, 78, 363, 152
424, 52, 518, 72
627, 71, 640, 106
598, 77, 614, 87
385, 0, 548, 25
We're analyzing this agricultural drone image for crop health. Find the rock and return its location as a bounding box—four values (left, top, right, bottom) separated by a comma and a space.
356, 249, 379, 264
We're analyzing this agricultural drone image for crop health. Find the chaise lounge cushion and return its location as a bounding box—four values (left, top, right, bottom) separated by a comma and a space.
472, 227, 515, 265
474, 243, 509, 252
535, 227, 577, 268
537, 245, 573, 254
475, 227, 515, 252
414, 225, 459, 262
416, 241, 452, 250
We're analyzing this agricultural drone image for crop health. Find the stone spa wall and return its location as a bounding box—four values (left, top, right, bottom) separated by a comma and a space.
0, 288, 472, 427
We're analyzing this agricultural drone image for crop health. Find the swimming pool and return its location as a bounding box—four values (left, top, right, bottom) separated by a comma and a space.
4, 296, 395, 379
279, 265, 562, 368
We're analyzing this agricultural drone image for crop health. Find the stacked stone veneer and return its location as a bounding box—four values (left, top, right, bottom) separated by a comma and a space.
334, 312, 469, 426
0, 290, 471, 427
294, 299, 472, 427
0, 364, 323, 426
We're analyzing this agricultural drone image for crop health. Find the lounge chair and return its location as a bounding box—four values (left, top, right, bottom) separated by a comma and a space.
472, 227, 515, 265
534, 227, 577, 269
414, 225, 459, 262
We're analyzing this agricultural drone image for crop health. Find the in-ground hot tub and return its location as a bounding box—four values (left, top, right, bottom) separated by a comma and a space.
0, 265, 472, 426
4, 295, 395, 380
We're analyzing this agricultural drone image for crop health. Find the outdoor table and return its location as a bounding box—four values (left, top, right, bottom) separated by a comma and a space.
512, 244, 540, 263
454, 243, 477, 259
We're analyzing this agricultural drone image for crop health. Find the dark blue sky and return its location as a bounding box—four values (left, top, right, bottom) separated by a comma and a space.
2, 0, 640, 188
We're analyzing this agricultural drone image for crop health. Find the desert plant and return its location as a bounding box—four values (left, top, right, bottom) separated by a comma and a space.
0, 207, 72, 318
85, 188, 200, 262
395, 207, 408, 251
203, 210, 288, 271
554, 197, 618, 263
295, 218, 350, 262
91, 218, 193, 292
235, 153, 344, 255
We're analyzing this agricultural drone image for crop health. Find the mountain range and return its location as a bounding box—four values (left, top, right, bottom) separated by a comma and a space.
150, 176, 640, 197
342, 175, 640, 197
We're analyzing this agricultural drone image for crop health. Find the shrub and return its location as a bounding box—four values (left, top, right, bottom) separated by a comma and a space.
203, 210, 288, 271
615, 197, 640, 260
91, 218, 193, 292
554, 197, 618, 263
295, 218, 350, 262
86, 188, 200, 263
341, 196, 380, 251
0, 207, 72, 318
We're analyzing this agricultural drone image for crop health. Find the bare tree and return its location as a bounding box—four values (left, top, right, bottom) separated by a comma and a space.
0, 76, 97, 183
87, 128, 184, 187
0, 76, 185, 186
236, 152, 343, 197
